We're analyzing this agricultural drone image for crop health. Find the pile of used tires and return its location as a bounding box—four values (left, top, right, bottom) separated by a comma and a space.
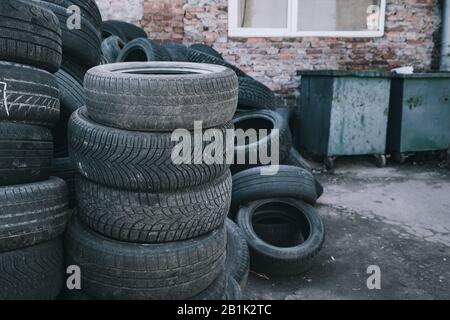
0, 0, 71, 300
64, 60, 246, 300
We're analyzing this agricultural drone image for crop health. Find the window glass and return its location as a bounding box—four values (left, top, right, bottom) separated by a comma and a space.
238, 0, 289, 29
297, 0, 382, 31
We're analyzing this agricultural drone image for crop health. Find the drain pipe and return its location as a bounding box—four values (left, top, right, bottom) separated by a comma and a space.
441, 0, 450, 71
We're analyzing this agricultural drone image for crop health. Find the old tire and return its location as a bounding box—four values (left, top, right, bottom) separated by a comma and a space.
190, 272, 227, 300
283, 147, 312, 172
84, 62, 238, 131
0, 123, 53, 186
65, 214, 226, 300
190, 44, 223, 60
226, 219, 250, 289
102, 20, 147, 42
0, 177, 69, 252
51, 158, 77, 208
0, 62, 60, 127
77, 171, 232, 243
232, 110, 292, 173
69, 108, 232, 192
0, 238, 64, 300
101, 36, 125, 63
162, 43, 188, 61
238, 76, 276, 110
236, 199, 325, 276
32, 0, 101, 68
116, 38, 166, 62
187, 48, 246, 77
226, 277, 243, 300
41, 0, 102, 29
232, 166, 318, 211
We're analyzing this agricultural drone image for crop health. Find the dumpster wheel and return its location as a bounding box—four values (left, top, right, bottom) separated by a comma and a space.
393, 153, 407, 164
324, 157, 336, 173
374, 154, 387, 168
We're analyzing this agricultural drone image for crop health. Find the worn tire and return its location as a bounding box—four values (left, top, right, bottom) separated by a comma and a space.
102, 20, 147, 42
162, 43, 188, 61
69, 108, 232, 192
0, 178, 69, 252
238, 76, 276, 110
60, 56, 88, 86
190, 44, 223, 60
101, 36, 125, 63
0, 62, 59, 127
0, 238, 64, 300
0, 0, 62, 73
85, 62, 238, 131
232, 110, 292, 173
226, 277, 243, 300
77, 171, 232, 243
237, 199, 325, 276
0, 123, 53, 186
190, 272, 227, 301
40, 0, 102, 29
226, 219, 250, 289
116, 38, 166, 62
32, 0, 101, 68
65, 214, 226, 300
187, 48, 246, 77
232, 166, 318, 211
51, 158, 77, 208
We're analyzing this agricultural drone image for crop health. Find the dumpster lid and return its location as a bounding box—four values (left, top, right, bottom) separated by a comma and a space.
391, 72, 450, 79
297, 70, 392, 78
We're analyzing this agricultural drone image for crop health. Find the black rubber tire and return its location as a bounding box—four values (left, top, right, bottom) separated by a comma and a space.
232, 166, 318, 211
238, 76, 276, 110
51, 158, 77, 208
226, 277, 243, 300
60, 56, 88, 86
40, 0, 102, 29
253, 217, 305, 248
236, 199, 325, 276
116, 38, 166, 62
0, 0, 62, 73
190, 44, 223, 60
0, 123, 53, 186
65, 214, 226, 300
101, 36, 125, 63
77, 170, 232, 243
190, 272, 227, 300
0, 62, 59, 128
32, 0, 101, 68
226, 219, 250, 290
232, 110, 292, 173
0, 238, 64, 300
84, 62, 238, 131
53, 68, 85, 157
0, 177, 69, 252
187, 48, 247, 77
162, 43, 188, 61
69, 108, 232, 192
101, 20, 148, 43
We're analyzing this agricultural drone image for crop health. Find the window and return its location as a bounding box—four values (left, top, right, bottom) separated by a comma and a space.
229, 0, 386, 37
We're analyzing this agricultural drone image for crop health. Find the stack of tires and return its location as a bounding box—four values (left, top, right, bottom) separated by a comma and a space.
0, 0, 70, 300
65, 61, 246, 300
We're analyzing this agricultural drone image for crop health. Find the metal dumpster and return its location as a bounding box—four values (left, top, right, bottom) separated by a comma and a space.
387, 73, 450, 162
293, 70, 391, 171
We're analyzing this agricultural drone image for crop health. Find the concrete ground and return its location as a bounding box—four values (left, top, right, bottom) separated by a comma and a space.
244, 157, 450, 300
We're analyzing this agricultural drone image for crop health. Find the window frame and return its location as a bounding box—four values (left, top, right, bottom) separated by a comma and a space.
228, 0, 386, 38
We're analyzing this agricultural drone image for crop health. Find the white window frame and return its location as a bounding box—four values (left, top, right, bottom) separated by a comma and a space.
228, 0, 386, 38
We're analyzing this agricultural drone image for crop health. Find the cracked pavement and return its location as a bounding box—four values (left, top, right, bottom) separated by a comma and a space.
244, 158, 450, 300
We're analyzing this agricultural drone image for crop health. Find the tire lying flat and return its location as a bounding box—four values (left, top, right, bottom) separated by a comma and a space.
0, 0, 62, 73
65, 214, 226, 300
77, 171, 232, 243
51, 158, 77, 208
0, 62, 60, 128
0, 123, 53, 186
69, 108, 232, 192
84, 62, 238, 131
0, 238, 64, 300
236, 199, 325, 276
0, 177, 69, 252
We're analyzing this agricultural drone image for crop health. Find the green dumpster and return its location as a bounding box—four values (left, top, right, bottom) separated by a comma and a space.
387, 72, 450, 162
294, 70, 392, 171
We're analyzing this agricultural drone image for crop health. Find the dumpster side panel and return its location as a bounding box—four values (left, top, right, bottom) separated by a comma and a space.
399, 78, 450, 152
297, 76, 334, 156
328, 77, 390, 156
386, 78, 405, 153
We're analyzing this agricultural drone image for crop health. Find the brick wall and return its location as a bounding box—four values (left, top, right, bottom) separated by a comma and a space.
97, 0, 443, 96
95, 0, 144, 24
